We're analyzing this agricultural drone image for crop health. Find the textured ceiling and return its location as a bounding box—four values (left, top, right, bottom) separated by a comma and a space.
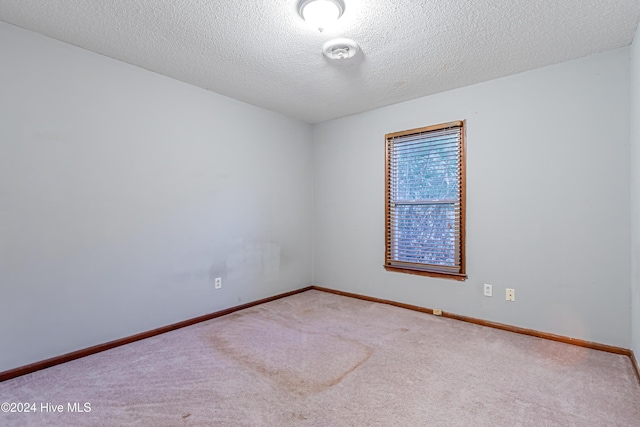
0, 1, 639, 123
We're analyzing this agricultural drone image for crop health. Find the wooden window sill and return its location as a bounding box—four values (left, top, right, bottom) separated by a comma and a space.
384, 265, 467, 281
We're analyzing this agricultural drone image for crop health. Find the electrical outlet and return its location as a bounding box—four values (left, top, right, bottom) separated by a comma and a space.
433, 308, 442, 316
506, 288, 515, 302
215, 277, 222, 289
484, 284, 492, 297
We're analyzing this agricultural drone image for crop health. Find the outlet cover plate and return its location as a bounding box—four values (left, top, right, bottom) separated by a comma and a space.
506, 288, 515, 301
484, 284, 492, 297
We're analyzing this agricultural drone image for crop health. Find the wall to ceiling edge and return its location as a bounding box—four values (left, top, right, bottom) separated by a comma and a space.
0, 21, 314, 373
631, 24, 640, 361
313, 47, 632, 348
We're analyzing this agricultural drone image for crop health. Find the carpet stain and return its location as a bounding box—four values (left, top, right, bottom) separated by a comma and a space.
400, 328, 409, 332
182, 413, 191, 419
207, 315, 373, 397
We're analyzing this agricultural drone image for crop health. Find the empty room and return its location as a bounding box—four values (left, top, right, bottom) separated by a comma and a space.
1, 0, 640, 425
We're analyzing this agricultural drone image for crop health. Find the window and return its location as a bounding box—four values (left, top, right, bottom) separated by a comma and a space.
385, 120, 466, 280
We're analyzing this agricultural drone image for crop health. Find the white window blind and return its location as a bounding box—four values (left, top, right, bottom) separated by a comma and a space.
385, 121, 466, 278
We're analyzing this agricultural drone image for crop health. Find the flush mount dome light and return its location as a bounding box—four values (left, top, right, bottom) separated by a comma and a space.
298, 0, 345, 32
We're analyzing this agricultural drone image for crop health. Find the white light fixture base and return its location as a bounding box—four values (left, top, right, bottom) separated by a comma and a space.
323, 38, 359, 60
298, 0, 345, 32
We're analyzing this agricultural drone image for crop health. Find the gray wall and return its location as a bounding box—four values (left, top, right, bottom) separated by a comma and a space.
313, 48, 631, 347
0, 22, 313, 372
631, 25, 640, 359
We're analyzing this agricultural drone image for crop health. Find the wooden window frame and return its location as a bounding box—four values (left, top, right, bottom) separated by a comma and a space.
384, 120, 467, 281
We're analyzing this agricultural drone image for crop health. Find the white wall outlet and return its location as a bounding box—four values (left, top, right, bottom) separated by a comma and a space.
506, 288, 515, 301
215, 277, 222, 289
433, 308, 442, 316
484, 284, 492, 297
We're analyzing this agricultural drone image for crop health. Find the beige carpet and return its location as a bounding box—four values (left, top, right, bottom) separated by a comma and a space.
1, 289, 639, 426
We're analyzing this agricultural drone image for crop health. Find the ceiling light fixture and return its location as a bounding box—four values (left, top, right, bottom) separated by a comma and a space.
298, 0, 345, 32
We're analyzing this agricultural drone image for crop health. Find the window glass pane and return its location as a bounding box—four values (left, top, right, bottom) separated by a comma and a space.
393, 138, 459, 201
392, 204, 457, 266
